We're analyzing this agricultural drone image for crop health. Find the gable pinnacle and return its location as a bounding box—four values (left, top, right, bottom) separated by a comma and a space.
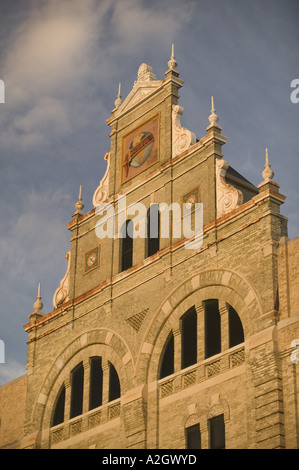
168, 43, 177, 70
114, 82, 122, 108
262, 148, 274, 182
75, 184, 84, 213
33, 282, 43, 313
208, 96, 220, 127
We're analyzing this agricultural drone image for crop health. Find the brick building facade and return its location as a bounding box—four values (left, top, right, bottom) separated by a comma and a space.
0, 53, 298, 449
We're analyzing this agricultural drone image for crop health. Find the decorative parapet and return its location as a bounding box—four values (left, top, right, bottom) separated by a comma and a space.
50, 399, 121, 446
172, 105, 196, 158
158, 345, 245, 399
92, 151, 110, 207
53, 251, 70, 309
216, 158, 243, 218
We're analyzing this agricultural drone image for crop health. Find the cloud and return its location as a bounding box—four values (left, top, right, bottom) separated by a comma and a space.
110, 0, 194, 49
0, 358, 26, 387
0, 185, 72, 377
0, 183, 75, 373
4, 0, 105, 93
1, 0, 103, 150
0, 0, 195, 152
0, 186, 71, 285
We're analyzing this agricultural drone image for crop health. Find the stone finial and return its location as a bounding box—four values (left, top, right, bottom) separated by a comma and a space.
208, 96, 221, 128
74, 185, 84, 214
33, 282, 43, 314
168, 43, 177, 70
114, 82, 122, 109
262, 148, 274, 182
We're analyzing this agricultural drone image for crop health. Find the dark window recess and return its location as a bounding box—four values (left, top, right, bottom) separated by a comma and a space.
209, 415, 225, 449
89, 357, 103, 410
109, 362, 121, 401
147, 205, 160, 257
159, 332, 174, 379
228, 304, 244, 348
181, 306, 197, 369
186, 424, 201, 449
121, 220, 133, 271
52, 384, 65, 426
70, 362, 84, 419
204, 299, 221, 359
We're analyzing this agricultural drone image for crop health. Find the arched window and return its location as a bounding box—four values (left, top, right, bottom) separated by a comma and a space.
70, 362, 84, 419
52, 357, 122, 427
147, 204, 160, 257
121, 220, 133, 272
109, 362, 121, 401
181, 306, 197, 369
158, 300, 244, 381
89, 356, 103, 411
52, 384, 65, 426
228, 304, 244, 348
204, 299, 221, 359
159, 332, 174, 379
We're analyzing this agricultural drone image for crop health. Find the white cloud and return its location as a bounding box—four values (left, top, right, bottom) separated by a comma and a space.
0, 0, 195, 151
0, 186, 71, 285
1, 0, 108, 149
0, 359, 27, 387
110, 0, 195, 49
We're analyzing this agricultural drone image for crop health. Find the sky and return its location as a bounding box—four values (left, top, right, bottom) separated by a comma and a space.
0, 0, 298, 386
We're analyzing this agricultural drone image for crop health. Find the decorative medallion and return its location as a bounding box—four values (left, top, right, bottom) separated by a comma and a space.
84, 246, 100, 274
122, 114, 159, 183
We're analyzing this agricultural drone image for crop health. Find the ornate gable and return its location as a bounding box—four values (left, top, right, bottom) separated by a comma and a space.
113, 64, 163, 116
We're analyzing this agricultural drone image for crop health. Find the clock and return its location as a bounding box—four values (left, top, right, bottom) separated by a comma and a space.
185, 194, 197, 209
122, 114, 160, 183
183, 187, 200, 212
87, 253, 96, 267
84, 246, 99, 274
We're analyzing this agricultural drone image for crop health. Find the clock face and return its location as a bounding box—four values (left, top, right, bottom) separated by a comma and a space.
87, 253, 96, 266
122, 114, 160, 183
183, 188, 200, 211
185, 194, 196, 209
84, 247, 99, 273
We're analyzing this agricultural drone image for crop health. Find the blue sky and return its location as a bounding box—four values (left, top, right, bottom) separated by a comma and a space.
0, 0, 298, 385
